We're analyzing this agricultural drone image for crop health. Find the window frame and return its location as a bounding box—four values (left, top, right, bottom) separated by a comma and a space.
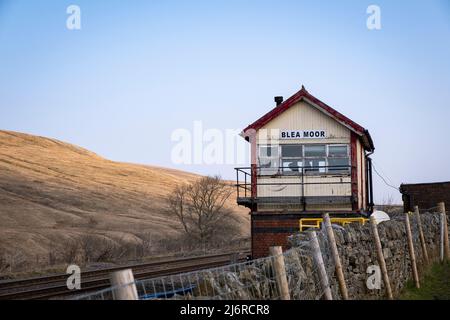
258, 145, 279, 158
304, 144, 327, 158
326, 144, 350, 173
327, 144, 349, 158
281, 158, 303, 174
280, 145, 303, 174
258, 144, 281, 175
281, 144, 303, 158
258, 143, 350, 176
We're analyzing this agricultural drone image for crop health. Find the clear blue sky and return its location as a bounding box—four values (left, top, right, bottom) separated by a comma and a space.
1, 0, 450, 204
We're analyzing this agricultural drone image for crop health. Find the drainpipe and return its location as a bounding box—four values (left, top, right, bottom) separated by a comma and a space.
366, 152, 374, 214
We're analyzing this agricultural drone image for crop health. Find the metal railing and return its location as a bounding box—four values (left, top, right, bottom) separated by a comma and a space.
235, 165, 354, 201
299, 217, 368, 231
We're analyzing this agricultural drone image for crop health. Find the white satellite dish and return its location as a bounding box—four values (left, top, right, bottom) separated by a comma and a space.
371, 210, 391, 224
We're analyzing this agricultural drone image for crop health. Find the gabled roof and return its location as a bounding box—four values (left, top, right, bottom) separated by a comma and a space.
242, 86, 375, 151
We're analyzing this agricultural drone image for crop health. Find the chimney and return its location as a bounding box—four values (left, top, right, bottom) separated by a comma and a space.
274, 96, 283, 106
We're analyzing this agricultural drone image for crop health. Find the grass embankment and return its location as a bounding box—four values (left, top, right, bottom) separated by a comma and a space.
400, 261, 450, 300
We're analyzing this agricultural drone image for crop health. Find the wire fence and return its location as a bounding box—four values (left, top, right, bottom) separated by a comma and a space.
75, 227, 337, 300
74, 206, 449, 301
389, 206, 447, 280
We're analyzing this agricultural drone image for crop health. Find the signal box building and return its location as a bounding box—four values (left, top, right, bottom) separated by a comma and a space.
235, 86, 375, 258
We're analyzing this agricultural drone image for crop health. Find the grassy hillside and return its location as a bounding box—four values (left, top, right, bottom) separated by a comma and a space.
0, 130, 249, 273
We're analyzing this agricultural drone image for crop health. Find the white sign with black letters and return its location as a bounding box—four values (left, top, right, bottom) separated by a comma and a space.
280, 130, 327, 139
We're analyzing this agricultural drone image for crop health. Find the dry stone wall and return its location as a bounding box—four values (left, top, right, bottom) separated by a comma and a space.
288, 213, 443, 299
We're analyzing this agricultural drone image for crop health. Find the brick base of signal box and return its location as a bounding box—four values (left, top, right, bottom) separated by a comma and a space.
251, 213, 301, 259
250, 211, 364, 258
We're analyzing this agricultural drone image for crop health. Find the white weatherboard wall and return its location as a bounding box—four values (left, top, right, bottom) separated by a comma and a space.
255, 100, 354, 209
257, 100, 350, 145
257, 176, 352, 197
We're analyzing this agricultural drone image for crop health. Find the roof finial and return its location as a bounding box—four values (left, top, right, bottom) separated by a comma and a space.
301, 85, 307, 92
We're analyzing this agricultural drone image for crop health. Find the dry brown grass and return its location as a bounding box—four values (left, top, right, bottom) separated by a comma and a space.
0, 130, 249, 274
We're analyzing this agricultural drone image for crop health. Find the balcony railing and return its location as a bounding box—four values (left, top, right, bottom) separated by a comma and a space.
235, 165, 355, 208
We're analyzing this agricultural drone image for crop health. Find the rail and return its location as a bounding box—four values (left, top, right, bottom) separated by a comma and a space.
235, 165, 355, 203
0, 250, 250, 300
299, 217, 368, 231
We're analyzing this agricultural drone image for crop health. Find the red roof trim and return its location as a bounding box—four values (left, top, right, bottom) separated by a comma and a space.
243, 86, 374, 151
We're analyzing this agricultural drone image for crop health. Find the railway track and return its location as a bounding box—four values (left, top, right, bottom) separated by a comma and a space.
0, 250, 250, 300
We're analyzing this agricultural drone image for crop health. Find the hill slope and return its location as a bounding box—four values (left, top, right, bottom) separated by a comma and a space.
0, 130, 249, 263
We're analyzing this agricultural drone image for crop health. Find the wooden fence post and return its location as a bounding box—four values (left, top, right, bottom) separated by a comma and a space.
440, 210, 444, 262
110, 269, 138, 300
438, 202, 449, 260
308, 231, 333, 300
370, 216, 393, 300
414, 206, 429, 264
405, 212, 420, 289
323, 213, 349, 300
269, 246, 290, 300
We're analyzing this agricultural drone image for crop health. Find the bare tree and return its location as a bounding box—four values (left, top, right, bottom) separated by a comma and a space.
60, 239, 80, 264
166, 176, 240, 246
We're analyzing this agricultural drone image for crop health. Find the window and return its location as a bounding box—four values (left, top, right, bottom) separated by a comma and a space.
327, 145, 349, 173
257, 144, 350, 175
281, 145, 302, 158
304, 145, 326, 174
304, 145, 326, 157
328, 158, 349, 172
259, 145, 278, 157
281, 145, 302, 172
258, 145, 279, 175
329, 145, 348, 157
259, 158, 280, 175
282, 159, 303, 172
304, 158, 326, 173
